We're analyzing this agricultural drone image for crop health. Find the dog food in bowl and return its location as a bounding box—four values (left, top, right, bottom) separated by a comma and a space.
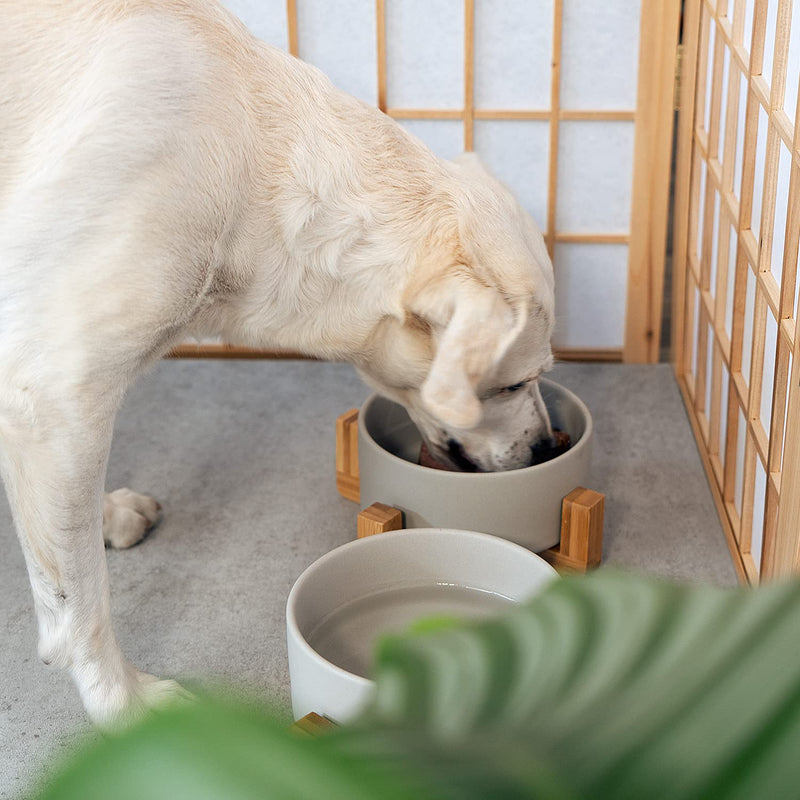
418, 441, 460, 471
419, 430, 572, 471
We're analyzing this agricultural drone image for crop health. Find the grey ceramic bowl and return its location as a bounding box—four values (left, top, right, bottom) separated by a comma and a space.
286, 528, 557, 723
358, 378, 593, 552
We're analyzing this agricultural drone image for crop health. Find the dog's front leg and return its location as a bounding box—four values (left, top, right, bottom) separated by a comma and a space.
0, 387, 186, 726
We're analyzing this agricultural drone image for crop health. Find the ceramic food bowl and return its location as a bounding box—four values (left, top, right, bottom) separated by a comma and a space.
286, 527, 556, 723
358, 378, 593, 552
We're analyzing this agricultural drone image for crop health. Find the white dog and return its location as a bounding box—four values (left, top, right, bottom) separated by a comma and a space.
0, 0, 555, 725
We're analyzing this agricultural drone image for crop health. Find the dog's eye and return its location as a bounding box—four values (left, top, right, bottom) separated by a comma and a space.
500, 381, 528, 395
485, 378, 534, 400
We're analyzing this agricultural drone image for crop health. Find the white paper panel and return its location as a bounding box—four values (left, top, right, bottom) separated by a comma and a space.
744, 0, 756, 51
705, 324, 714, 421
474, 0, 553, 109
795, 241, 800, 319
734, 70, 748, 201
692, 287, 701, 376
560, 0, 641, 110
785, 0, 800, 117
750, 105, 769, 239
734, 408, 746, 515
697, 157, 708, 261
399, 119, 464, 161
704, 12, 717, 133
782, 352, 794, 471
725, 223, 737, 337
720, 363, 730, 463
761, 309, 778, 436
771, 142, 792, 284
710, 190, 721, 292
552, 244, 628, 348
296, 0, 376, 104
742, 267, 756, 383
751, 455, 767, 571
732, 0, 749, 44
220, 0, 288, 49
386, 0, 464, 108
556, 121, 635, 232
717, 48, 731, 160
761, 0, 779, 88
473, 121, 550, 230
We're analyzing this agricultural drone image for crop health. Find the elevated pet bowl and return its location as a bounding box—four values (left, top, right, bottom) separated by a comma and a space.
357, 378, 594, 554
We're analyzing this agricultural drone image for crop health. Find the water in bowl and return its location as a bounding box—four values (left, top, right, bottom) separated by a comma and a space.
305, 583, 513, 678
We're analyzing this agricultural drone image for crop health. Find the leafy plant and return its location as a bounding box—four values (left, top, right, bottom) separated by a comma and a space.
33, 571, 800, 800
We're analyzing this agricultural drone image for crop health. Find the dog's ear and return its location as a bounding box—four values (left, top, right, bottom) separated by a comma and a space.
419, 279, 527, 429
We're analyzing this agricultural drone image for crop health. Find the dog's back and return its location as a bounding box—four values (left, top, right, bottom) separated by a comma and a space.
0, 0, 260, 204
0, 0, 272, 364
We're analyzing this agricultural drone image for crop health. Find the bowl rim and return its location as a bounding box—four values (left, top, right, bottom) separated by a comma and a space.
286, 527, 557, 686
358, 377, 593, 479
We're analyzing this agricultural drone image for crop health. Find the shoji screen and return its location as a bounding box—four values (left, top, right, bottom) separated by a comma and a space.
673, 0, 800, 582
176, 1, 678, 360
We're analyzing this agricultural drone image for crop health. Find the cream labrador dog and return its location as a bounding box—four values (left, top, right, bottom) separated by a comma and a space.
0, 0, 555, 724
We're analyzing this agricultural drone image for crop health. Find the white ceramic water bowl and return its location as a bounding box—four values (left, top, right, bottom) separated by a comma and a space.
286, 528, 556, 723
358, 378, 593, 553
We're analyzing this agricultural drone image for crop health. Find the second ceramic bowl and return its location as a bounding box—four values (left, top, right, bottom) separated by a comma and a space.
286, 527, 557, 723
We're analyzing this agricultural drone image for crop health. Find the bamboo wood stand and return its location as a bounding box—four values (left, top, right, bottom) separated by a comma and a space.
290, 712, 336, 737
336, 409, 604, 573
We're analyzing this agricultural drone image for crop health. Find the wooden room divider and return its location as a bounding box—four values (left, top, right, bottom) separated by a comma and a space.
673, 0, 800, 582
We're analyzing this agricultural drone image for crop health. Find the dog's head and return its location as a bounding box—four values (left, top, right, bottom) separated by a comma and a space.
358, 153, 555, 472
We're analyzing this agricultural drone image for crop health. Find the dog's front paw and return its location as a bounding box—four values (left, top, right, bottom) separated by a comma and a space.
135, 671, 195, 713
103, 488, 162, 548
85, 668, 194, 730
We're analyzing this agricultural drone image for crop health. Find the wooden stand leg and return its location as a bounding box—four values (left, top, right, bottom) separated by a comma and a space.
542, 488, 605, 573
335, 408, 360, 503
290, 712, 336, 737
357, 502, 404, 538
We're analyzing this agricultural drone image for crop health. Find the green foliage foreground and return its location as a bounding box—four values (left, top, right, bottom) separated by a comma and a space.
34, 571, 800, 800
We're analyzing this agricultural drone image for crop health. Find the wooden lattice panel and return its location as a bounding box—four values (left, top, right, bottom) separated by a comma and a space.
673, 0, 800, 582
174, 0, 679, 362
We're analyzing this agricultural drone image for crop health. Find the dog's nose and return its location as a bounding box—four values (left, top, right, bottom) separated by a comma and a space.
529, 434, 559, 466
446, 438, 480, 472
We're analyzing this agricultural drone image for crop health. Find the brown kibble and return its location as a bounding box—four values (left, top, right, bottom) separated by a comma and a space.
530, 428, 572, 465
552, 429, 571, 450
419, 442, 461, 471
419, 429, 572, 472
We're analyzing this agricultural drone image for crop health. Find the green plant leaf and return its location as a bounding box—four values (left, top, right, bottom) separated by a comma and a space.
33, 699, 438, 800
357, 570, 800, 799
32, 571, 800, 800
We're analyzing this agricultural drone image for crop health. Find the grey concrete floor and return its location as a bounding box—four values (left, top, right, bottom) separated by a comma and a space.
0, 360, 736, 797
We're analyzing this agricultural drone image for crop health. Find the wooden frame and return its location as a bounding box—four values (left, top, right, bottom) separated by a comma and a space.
672, 0, 800, 583
625, 0, 682, 362
167, 344, 319, 360
336, 408, 604, 574
166, 1, 679, 364
168, 344, 624, 362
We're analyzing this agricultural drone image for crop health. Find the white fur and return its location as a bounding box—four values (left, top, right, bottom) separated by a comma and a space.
0, 0, 555, 725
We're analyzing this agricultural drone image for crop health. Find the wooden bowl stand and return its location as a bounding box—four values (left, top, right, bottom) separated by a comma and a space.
336, 409, 604, 573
